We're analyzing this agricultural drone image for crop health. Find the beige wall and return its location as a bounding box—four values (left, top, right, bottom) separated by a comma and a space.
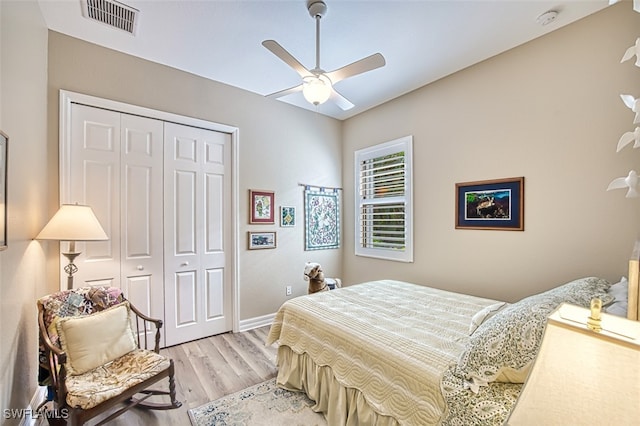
342, 3, 640, 302
0, 1, 50, 421
46, 31, 344, 321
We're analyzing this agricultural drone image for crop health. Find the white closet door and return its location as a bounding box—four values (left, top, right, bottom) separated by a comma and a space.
68, 104, 121, 287
164, 122, 232, 346
119, 114, 165, 342
68, 105, 165, 343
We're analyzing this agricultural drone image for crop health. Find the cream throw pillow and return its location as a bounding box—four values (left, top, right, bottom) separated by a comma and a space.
56, 302, 137, 375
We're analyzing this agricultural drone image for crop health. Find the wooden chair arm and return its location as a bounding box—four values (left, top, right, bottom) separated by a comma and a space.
127, 301, 163, 353
38, 304, 68, 406
128, 303, 163, 328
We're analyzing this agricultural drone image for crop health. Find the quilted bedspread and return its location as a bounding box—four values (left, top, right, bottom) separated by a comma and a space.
266, 280, 499, 425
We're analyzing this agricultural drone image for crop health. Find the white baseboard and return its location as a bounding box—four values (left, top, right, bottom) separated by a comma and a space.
238, 313, 275, 332
19, 386, 47, 426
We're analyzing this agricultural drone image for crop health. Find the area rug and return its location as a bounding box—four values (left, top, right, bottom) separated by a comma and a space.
188, 378, 327, 426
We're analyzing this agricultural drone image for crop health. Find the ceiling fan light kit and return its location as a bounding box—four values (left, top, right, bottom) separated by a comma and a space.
303, 75, 332, 105
262, 0, 386, 110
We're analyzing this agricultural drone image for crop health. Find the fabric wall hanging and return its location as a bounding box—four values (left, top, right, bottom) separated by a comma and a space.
304, 187, 340, 250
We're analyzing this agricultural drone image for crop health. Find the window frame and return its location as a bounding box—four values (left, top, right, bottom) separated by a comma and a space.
354, 135, 413, 262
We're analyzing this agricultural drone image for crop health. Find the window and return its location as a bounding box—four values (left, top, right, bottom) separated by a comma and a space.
355, 136, 413, 262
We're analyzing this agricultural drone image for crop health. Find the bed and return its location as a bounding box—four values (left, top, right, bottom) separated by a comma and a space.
266, 275, 631, 425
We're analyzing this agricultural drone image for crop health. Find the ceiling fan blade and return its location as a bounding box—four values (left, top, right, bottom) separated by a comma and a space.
326, 53, 386, 84
262, 40, 313, 78
330, 88, 355, 111
265, 84, 303, 99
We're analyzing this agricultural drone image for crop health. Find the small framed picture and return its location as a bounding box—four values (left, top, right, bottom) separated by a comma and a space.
249, 190, 275, 224
280, 206, 296, 227
248, 231, 277, 249
455, 177, 524, 231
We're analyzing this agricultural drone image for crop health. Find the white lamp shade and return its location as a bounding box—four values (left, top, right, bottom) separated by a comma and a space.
302, 75, 332, 105
507, 303, 640, 425
36, 204, 108, 241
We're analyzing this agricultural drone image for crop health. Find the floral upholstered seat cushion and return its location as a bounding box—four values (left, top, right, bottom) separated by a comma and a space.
65, 349, 170, 410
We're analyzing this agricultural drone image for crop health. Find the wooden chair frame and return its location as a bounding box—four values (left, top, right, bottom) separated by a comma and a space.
38, 299, 182, 425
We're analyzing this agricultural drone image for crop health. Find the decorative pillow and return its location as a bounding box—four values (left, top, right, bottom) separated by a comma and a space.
457, 277, 612, 391
605, 277, 628, 317
469, 302, 507, 335
56, 302, 137, 375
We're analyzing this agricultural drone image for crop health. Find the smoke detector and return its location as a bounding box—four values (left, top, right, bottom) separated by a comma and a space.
82, 0, 139, 35
536, 10, 559, 26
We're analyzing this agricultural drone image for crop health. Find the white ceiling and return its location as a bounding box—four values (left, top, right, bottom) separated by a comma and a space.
37, 0, 612, 120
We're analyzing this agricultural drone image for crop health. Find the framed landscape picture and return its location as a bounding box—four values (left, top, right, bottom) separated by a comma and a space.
455, 177, 524, 231
249, 190, 274, 224
248, 231, 276, 249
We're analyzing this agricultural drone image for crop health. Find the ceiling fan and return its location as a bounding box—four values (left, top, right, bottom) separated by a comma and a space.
262, 0, 386, 110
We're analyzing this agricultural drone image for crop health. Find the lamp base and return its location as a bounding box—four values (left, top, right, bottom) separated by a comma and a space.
61, 251, 80, 290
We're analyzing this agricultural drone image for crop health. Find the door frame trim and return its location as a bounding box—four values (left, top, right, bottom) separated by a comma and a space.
59, 90, 241, 333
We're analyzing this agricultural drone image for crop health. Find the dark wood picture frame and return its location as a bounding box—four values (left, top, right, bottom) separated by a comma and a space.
0, 131, 7, 250
455, 177, 524, 231
249, 189, 275, 224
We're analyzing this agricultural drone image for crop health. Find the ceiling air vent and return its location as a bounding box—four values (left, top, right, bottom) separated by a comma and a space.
82, 0, 139, 35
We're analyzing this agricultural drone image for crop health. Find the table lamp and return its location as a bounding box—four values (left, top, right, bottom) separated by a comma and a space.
506, 302, 640, 425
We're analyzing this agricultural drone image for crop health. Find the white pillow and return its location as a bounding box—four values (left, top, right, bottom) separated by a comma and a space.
469, 302, 507, 335
605, 277, 628, 317
56, 302, 137, 375
608, 277, 628, 299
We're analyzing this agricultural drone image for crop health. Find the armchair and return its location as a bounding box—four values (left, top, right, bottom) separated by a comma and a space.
37, 287, 181, 425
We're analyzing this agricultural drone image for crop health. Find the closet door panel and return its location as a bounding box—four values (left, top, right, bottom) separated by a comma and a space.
120, 114, 164, 342
125, 275, 159, 341
174, 170, 197, 255
164, 122, 232, 346
206, 268, 224, 319
165, 127, 202, 345
205, 173, 224, 254
83, 160, 116, 261
68, 104, 120, 287
175, 271, 197, 325
201, 134, 229, 323
124, 164, 153, 256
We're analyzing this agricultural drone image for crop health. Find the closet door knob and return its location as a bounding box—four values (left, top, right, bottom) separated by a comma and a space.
181, 261, 189, 267
136, 265, 144, 271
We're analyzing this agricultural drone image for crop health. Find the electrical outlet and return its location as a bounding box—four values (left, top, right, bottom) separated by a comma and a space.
286, 286, 292, 296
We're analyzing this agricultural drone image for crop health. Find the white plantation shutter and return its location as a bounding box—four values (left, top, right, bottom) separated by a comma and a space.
355, 136, 413, 262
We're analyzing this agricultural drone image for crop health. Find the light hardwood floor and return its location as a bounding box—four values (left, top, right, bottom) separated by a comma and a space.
86, 326, 278, 425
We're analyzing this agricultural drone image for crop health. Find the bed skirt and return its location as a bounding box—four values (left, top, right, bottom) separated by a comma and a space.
276, 345, 400, 426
